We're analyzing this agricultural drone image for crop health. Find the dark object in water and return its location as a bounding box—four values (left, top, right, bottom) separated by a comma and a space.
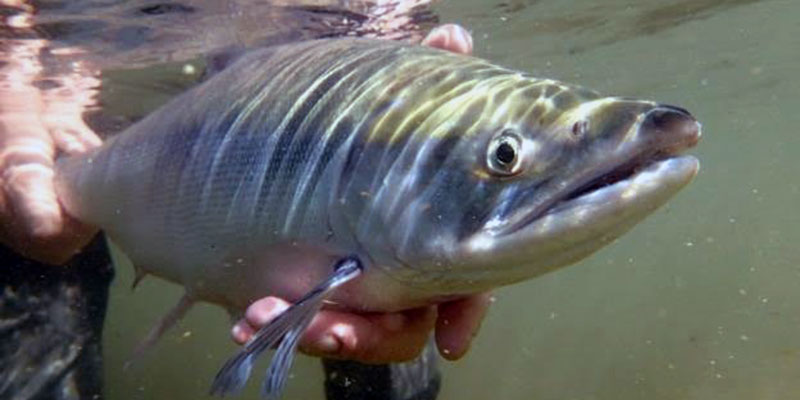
322, 341, 441, 400
0, 237, 113, 400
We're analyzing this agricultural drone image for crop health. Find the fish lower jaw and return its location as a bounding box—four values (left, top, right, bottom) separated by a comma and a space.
461, 155, 698, 284
522, 155, 698, 249
542, 155, 699, 226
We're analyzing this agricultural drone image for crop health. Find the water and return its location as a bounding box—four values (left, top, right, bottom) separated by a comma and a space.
433, 1, 800, 399
6, 0, 800, 399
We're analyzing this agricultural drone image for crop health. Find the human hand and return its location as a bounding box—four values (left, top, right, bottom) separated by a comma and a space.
231, 24, 490, 364
232, 293, 492, 363
0, 35, 102, 264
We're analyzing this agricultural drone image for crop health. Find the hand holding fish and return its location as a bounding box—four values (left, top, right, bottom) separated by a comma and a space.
0, 38, 101, 264
0, 23, 469, 268
230, 23, 491, 364
0, 19, 490, 365
232, 290, 491, 363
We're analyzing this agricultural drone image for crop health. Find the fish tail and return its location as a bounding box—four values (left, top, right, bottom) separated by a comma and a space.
210, 256, 363, 397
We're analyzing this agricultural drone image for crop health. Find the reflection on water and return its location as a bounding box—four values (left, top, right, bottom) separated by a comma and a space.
2, 0, 438, 136
16, 0, 436, 70
4, 0, 800, 399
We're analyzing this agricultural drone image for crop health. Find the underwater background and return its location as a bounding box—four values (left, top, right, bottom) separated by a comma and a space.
104, 1, 800, 399
7, 0, 796, 399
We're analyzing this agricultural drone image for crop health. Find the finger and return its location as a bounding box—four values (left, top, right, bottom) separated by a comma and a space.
230, 319, 255, 345
47, 117, 102, 155
75, 125, 102, 149
232, 296, 291, 345
232, 296, 290, 345
41, 72, 103, 153
422, 24, 474, 55
51, 128, 88, 154
3, 160, 96, 263
244, 296, 290, 327
0, 133, 61, 238
299, 306, 437, 364
236, 297, 438, 363
434, 293, 492, 360
0, 58, 99, 264
50, 119, 102, 151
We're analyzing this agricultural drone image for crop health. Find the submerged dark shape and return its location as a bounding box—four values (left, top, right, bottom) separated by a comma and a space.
0, 238, 113, 400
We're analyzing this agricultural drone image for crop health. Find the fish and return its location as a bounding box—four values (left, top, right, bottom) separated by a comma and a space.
54, 38, 701, 398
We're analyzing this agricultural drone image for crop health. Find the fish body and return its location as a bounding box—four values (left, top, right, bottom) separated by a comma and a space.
55, 38, 700, 396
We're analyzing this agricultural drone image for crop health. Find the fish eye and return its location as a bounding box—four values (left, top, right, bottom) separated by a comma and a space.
487, 130, 523, 176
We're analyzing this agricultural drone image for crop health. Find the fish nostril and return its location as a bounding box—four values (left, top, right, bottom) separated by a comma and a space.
644, 106, 697, 134
656, 104, 693, 118
571, 120, 588, 137
641, 105, 701, 148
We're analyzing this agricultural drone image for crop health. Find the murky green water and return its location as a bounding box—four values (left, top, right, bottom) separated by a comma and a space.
24, 0, 799, 399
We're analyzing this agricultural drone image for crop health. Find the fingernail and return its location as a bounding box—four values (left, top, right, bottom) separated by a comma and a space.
231, 325, 246, 342
246, 297, 289, 325
457, 27, 473, 52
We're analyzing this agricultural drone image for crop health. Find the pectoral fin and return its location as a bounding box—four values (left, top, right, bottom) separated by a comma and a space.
210, 256, 363, 399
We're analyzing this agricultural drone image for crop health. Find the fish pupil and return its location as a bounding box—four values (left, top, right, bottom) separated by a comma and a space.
496, 142, 516, 165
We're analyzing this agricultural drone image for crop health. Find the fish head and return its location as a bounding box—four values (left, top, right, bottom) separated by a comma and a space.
377, 87, 701, 294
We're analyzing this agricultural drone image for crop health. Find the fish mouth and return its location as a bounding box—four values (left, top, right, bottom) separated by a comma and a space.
506, 105, 702, 234
456, 150, 699, 292
558, 149, 694, 205
544, 154, 699, 220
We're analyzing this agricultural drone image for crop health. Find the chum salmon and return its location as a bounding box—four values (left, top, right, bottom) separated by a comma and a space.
55, 38, 701, 398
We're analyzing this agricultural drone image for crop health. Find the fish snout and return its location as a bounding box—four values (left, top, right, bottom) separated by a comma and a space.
639, 104, 701, 154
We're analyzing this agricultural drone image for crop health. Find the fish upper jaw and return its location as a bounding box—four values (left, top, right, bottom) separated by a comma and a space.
548, 105, 700, 214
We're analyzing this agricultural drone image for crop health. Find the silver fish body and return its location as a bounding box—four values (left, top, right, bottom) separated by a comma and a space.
55, 38, 700, 395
